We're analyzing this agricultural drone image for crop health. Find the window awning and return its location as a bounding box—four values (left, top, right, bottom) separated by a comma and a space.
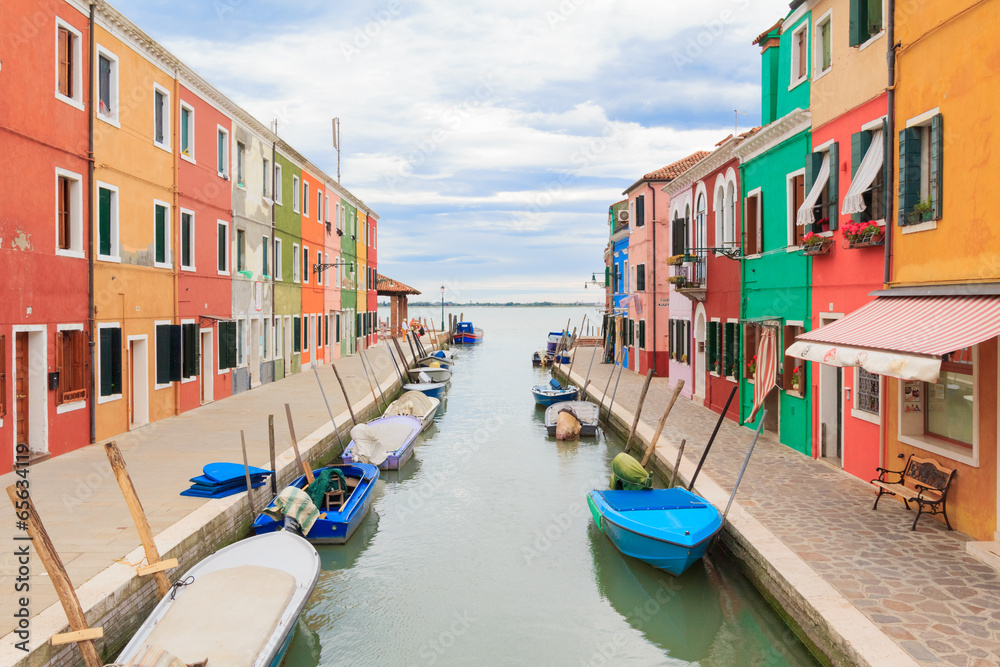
785, 295, 1000, 382
796, 151, 830, 226
841, 129, 884, 215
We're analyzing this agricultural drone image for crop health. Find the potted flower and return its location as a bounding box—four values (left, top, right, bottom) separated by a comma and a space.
711, 358, 720, 374
801, 231, 832, 255
791, 366, 801, 392
665, 254, 685, 266
668, 275, 687, 286
843, 221, 884, 248
907, 198, 934, 224
746, 355, 757, 380
681, 353, 688, 363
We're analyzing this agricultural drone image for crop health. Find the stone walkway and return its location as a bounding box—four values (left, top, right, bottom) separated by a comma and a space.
568, 347, 1000, 667
0, 337, 423, 642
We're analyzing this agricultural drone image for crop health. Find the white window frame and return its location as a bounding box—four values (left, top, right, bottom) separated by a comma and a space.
54, 18, 84, 110
274, 237, 283, 281
96, 322, 123, 404
336, 203, 342, 231
217, 219, 230, 276
858, 0, 887, 52
153, 199, 172, 269
292, 175, 300, 213
325, 195, 330, 223
236, 141, 246, 189
851, 367, 882, 425
785, 169, 807, 248
153, 319, 173, 390
236, 317, 247, 368
303, 181, 310, 217
274, 163, 283, 205
180, 318, 197, 384
55, 167, 84, 258
813, 9, 833, 81
262, 157, 271, 202
789, 21, 809, 91
318, 192, 324, 224
180, 208, 195, 272
303, 245, 310, 285
316, 252, 323, 287
274, 316, 283, 360
292, 243, 300, 283
217, 126, 230, 179
96, 181, 120, 262
180, 101, 195, 163
152, 83, 171, 152
262, 235, 270, 278
95, 45, 120, 127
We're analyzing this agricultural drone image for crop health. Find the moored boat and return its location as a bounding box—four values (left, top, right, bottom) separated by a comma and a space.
417, 355, 454, 370
531, 378, 579, 407
546, 331, 566, 354
453, 321, 484, 345
402, 381, 446, 400
407, 365, 452, 383
341, 415, 423, 470
114, 530, 320, 666
587, 487, 722, 576
252, 463, 379, 544
545, 401, 600, 437
384, 390, 440, 431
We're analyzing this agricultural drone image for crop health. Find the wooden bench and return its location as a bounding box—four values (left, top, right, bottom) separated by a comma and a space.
871, 455, 956, 531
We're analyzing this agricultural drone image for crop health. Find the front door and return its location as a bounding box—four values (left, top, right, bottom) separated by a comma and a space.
128, 338, 149, 429
14, 333, 28, 449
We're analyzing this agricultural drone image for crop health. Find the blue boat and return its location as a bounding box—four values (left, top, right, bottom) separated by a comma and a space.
587, 487, 722, 576
114, 531, 319, 666
546, 331, 567, 354
453, 321, 484, 344
531, 378, 579, 407
341, 415, 423, 470
252, 463, 379, 544
403, 380, 446, 400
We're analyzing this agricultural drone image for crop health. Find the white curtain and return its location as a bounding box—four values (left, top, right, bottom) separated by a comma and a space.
841, 129, 885, 215
796, 151, 830, 226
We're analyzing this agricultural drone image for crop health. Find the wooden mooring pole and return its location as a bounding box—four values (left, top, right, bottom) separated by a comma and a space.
668, 439, 688, 488
240, 431, 255, 513
284, 404, 315, 484
268, 415, 277, 495
624, 369, 654, 454
641, 380, 685, 468
331, 364, 358, 426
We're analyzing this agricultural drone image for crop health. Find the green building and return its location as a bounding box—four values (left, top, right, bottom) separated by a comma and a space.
273, 150, 302, 377
340, 200, 358, 358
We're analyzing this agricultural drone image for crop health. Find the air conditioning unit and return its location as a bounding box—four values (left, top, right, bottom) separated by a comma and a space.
617, 210, 629, 222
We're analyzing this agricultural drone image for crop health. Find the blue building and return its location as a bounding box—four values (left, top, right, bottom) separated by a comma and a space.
608, 200, 630, 368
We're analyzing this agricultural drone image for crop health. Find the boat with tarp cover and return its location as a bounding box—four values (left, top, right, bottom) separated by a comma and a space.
341, 415, 423, 470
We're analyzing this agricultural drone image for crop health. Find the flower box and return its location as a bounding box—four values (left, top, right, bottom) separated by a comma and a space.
667, 275, 687, 286
665, 254, 685, 266
845, 230, 885, 249
801, 239, 834, 256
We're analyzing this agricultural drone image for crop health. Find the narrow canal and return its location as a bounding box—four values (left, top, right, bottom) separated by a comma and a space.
285, 307, 819, 666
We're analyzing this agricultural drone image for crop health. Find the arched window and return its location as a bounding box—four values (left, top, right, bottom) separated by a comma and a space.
726, 182, 736, 246
695, 193, 707, 284
715, 185, 725, 245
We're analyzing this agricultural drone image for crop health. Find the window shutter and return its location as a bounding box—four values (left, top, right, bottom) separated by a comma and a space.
156, 325, 170, 384
182, 323, 198, 377
293, 318, 301, 353
849, 0, 862, 46
56, 332, 66, 403
755, 192, 764, 251
850, 132, 871, 223
930, 114, 943, 220
155, 206, 166, 263
638, 321, 645, 349
685, 321, 691, 363
99, 188, 112, 256
707, 323, 716, 370
58, 28, 71, 97
168, 325, 182, 382
110, 328, 123, 395
73, 332, 87, 398
99, 329, 113, 395
154, 91, 164, 144
827, 142, 839, 229
227, 321, 238, 369
898, 127, 922, 223
99, 56, 111, 110
636, 196, 645, 227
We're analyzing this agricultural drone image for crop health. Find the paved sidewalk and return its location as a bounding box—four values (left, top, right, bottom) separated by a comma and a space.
0, 339, 419, 639
568, 347, 1000, 667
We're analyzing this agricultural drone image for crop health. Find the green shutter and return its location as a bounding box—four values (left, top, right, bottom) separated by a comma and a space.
168, 325, 182, 381
155, 206, 166, 263
182, 323, 199, 378
181, 108, 189, 152
218, 131, 225, 173
707, 323, 717, 370
827, 142, 839, 230
218, 224, 226, 271
930, 114, 943, 220
110, 327, 122, 394
227, 321, 237, 369
99, 188, 112, 256
156, 325, 170, 384
293, 317, 301, 353
898, 127, 922, 224
636, 196, 645, 227
99, 328, 113, 396
849, 0, 862, 46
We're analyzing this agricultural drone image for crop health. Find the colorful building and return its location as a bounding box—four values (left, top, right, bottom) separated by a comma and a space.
324, 183, 342, 360
272, 149, 302, 378
340, 200, 358, 358
609, 202, 630, 366
299, 166, 325, 369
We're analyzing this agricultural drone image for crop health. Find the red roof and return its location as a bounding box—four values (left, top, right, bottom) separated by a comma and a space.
624, 151, 711, 194
376, 273, 421, 296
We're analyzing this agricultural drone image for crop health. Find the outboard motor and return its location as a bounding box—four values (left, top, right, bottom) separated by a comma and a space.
282, 515, 304, 536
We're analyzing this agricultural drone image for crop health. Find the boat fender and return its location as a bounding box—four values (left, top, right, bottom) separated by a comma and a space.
586, 494, 604, 533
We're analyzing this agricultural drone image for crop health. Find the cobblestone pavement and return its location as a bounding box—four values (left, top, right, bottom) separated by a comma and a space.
0, 338, 422, 637
568, 348, 1000, 666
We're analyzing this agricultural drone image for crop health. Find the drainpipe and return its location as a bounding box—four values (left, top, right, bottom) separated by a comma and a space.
172, 68, 180, 416
87, 1, 96, 444
649, 182, 657, 376
884, 0, 896, 287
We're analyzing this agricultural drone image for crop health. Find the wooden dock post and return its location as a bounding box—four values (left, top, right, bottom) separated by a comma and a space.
641, 380, 685, 467
240, 431, 255, 514
7, 485, 103, 666
331, 364, 358, 425
284, 404, 315, 483
392, 335, 410, 369
668, 439, 688, 488
624, 369, 654, 454
267, 415, 278, 495
104, 441, 173, 599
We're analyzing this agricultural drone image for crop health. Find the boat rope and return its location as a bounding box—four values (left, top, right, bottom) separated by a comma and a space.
169, 575, 195, 600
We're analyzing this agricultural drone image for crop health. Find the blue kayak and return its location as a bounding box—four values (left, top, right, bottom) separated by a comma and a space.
587, 487, 722, 576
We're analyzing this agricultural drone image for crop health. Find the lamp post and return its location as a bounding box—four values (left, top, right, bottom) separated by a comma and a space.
440, 286, 445, 334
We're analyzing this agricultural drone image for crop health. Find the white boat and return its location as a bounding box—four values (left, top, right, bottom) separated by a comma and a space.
407, 366, 452, 383
384, 390, 440, 431
545, 401, 600, 437
114, 531, 320, 667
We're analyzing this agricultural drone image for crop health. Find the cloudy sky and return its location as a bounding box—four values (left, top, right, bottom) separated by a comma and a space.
112, 0, 791, 303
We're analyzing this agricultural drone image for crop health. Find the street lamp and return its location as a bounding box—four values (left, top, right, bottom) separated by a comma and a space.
440, 286, 445, 333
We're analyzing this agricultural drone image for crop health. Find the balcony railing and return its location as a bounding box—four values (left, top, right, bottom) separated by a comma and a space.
671, 254, 707, 301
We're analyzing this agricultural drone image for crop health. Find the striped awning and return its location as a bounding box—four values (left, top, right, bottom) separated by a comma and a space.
786, 295, 1000, 382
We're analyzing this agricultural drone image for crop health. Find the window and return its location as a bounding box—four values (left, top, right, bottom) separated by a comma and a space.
899, 113, 943, 225
293, 317, 301, 353
292, 243, 300, 283
217, 127, 229, 178
638, 320, 646, 349
708, 321, 722, 375
925, 348, 974, 446
846, 126, 887, 224
305, 315, 311, 351
55, 329, 88, 404
635, 264, 646, 292
292, 176, 300, 212
217, 220, 229, 275
782, 325, 804, 394
275, 238, 283, 281
98, 326, 123, 399
236, 142, 246, 188
628, 319, 634, 347
743, 324, 759, 381
180, 103, 194, 160
669, 320, 690, 363
317, 192, 323, 224
787, 172, 806, 246
303, 182, 310, 217
317, 315, 323, 349
218, 321, 237, 370
723, 322, 738, 379
303, 247, 309, 284
180, 210, 195, 270
262, 236, 270, 278
316, 252, 322, 286
154, 201, 170, 267
155, 323, 182, 386
635, 195, 645, 228
182, 323, 199, 379
855, 368, 880, 416
745, 190, 762, 256
96, 48, 119, 124
325, 195, 330, 223
671, 214, 688, 256
97, 183, 119, 261
802, 143, 839, 230
849, 0, 883, 47
336, 203, 342, 231
815, 14, 832, 76
55, 169, 83, 256
56, 21, 83, 108
791, 22, 808, 86
263, 158, 270, 199
236, 319, 245, 366
336, 314, 341, 343
275, 164, 283, 205
236, 229, 246, 272
274, 318, 283, 359
153, 85, 170, 149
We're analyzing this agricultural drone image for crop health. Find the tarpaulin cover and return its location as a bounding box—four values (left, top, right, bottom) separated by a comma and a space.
350, 423, 390, 466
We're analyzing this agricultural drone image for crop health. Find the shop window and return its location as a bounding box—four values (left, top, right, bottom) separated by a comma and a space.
925, 347, 974, 446
56, 330, 88, 404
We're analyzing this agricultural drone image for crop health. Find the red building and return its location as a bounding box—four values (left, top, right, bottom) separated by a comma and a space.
0, 0, 92, 471
176, 81, 235, 410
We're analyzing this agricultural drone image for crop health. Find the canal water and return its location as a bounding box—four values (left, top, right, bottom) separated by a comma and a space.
284, 306, 819, 666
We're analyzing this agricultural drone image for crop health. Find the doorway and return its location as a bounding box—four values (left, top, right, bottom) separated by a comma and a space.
200, 329, 213, 404
128, 337, 149, 429
13, 328, 47, 462
818, 315, 843, 466
249, 318, 260, 387
14, 333, 29, 453
693, 306, 707, 403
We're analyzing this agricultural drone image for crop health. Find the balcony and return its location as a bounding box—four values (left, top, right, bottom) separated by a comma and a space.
670, 255, 707, 302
